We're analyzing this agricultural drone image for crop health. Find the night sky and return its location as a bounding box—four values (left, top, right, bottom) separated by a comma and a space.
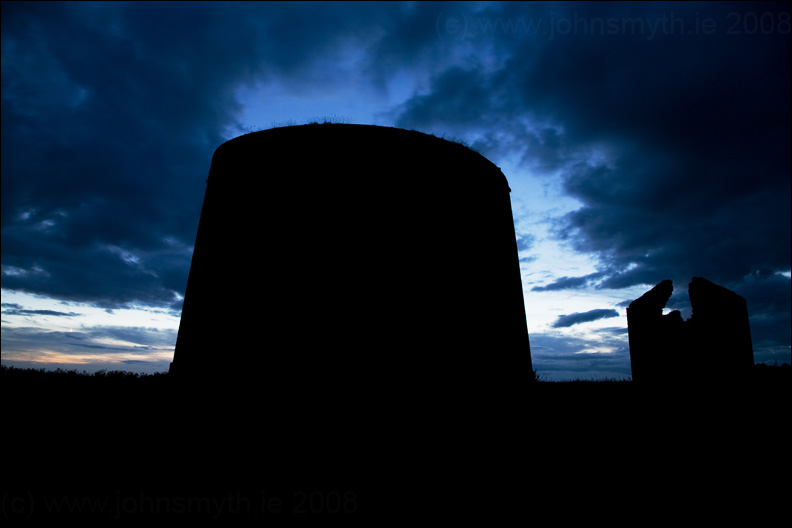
2, 1, 790, 380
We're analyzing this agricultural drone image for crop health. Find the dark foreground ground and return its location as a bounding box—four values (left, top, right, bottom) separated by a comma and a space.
1, 365, 790, 527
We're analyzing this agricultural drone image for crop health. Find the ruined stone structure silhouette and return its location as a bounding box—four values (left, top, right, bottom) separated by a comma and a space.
627, 277, 754, 384
170, 124, 533, 408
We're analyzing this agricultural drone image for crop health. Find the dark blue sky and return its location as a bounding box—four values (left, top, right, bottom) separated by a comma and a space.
2, 1, 790, 379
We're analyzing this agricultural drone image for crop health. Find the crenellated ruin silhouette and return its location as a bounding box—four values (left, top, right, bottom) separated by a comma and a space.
627, 277, 754, 384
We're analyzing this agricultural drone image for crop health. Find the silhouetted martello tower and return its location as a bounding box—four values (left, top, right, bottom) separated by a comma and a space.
171, 124, 532, 406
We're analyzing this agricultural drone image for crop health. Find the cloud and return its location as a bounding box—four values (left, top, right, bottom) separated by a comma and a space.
0, 324, 176, 373
6, 2, 786, 308
1, 2, 396, 310
2, 3, 226, 308
530, 332, 631, 380
532, 273, 601, 292
1, 2, 788, 373
1, 324, 176, 351
551, 309, 620, 328
1, 303, 80, 317
385, 2, 790, 360
391, 2, 790, 286
515, 234, 535, 252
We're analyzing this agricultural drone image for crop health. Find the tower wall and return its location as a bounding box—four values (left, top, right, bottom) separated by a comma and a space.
171, 124, 533, 406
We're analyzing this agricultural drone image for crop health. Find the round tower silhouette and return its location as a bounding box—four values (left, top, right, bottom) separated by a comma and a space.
170, 124, 532, 409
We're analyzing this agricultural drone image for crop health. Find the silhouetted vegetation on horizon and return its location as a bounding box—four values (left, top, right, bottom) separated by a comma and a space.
0, 365, 169, 386
2, 362, 789, 387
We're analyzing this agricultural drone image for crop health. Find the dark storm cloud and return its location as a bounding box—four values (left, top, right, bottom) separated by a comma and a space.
3, 2, 230, 308
1, 303, 80, 317
395, 2, 790, 284
551, 309, 620, 329
391, 2, 790, 357
1, 1, 402, 309
532, 273, 601, 292
2, 1, 789, 371
739, 272, 792, 348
